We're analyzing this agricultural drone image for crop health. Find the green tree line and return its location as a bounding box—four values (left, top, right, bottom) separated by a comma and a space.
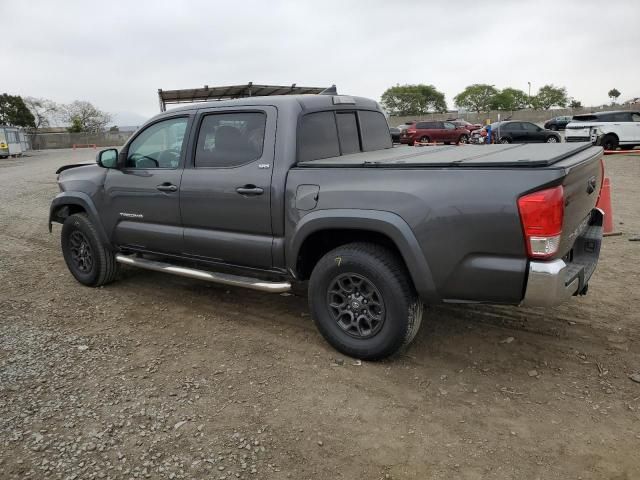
381, 83, 585, 115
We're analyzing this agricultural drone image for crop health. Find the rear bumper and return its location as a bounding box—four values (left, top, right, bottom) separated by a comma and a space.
521, 208, 603, 307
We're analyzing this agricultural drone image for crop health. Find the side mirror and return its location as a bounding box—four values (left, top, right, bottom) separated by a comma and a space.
96, 148, 118, 168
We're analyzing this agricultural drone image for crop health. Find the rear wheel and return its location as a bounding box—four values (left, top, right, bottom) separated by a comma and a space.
550, 125, 558, 131
419, 136, 431, 144
308, 242, 423, 360
600, 134, 619, 151
499, 137, 511, 144
61, 213, 118, 287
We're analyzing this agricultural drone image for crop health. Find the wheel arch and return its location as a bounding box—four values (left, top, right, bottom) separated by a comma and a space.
287, 209, 438, 302
49, 192, 110, 247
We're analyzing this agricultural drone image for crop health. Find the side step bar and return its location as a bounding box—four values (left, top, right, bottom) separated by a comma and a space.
115, 254, 291, 293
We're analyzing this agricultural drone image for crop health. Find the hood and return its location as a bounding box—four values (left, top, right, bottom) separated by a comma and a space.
57, 163, 108, 194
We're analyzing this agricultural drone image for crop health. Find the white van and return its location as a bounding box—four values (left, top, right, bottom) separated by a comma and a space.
565, 110, 640, 150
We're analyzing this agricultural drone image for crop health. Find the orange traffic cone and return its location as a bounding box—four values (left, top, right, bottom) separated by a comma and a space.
596, 177, 617, 236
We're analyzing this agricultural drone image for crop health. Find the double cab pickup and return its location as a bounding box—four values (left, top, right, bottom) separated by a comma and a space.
50, 94, 604, 359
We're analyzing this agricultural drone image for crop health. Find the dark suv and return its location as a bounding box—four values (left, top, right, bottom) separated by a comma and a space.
491, 121, 561, 144
400, 121, 470, 146
544, 116, 572, 131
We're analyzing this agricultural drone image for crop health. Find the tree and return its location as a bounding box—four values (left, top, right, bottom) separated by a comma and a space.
608, 88, 621, 104
0, 93, 36, 127
61, 101, 111, 133
530, 84, 568, 110
569, 99, 582, 109
24, 97, 60, 131
453, 84, 499, 113
490, 88, 529, 111
380, 84, 447, 116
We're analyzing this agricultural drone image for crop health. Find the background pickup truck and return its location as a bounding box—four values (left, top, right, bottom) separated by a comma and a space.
50, 94, 604, 360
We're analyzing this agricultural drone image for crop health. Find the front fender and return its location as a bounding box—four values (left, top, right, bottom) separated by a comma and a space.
287, 209, 439, 302
49, 191, 110, 247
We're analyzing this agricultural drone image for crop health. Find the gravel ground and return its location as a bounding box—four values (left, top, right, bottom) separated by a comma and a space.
1, 148, 639, 480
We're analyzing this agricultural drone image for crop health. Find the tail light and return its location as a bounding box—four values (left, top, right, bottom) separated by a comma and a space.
517, 185, 564, 259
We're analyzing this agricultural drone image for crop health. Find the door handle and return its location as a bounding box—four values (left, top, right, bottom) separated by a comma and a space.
157, 183, 178, 192
236, 185, 264, 195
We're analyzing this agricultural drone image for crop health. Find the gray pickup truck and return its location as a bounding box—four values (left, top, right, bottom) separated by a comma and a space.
50, 94, 604, 359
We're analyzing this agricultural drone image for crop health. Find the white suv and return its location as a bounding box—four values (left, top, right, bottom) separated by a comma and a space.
565, 110, 640, 150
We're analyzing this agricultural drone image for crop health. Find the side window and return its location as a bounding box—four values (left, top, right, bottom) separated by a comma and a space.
195, 112, 265, 168
443, 122, 456, 130
416, 122, 430, 129
336, 112, 360, 155
632, 113, 640, 122
612, 112, 632, 122
359, 110, 392, 151
523, 123, 538, 131
126, 117, 188, 169
298, 111, 340, 162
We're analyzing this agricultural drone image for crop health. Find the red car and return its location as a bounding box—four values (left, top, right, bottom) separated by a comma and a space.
400, 121, 470, 146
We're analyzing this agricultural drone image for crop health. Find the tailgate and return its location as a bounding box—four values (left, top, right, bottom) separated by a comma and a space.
555, 145, 604, 257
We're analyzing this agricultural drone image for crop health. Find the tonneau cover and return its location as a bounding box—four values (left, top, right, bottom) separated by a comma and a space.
297, 142, 597, 168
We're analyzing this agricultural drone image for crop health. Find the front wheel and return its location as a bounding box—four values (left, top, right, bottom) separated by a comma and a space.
61, 213, 118, 287
308, 243, 423, 360
499, 137, 511, 144
458, 134, 468, 144
546, 136, 559, 143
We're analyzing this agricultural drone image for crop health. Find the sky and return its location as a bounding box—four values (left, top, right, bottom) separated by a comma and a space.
2, 0, 639, 124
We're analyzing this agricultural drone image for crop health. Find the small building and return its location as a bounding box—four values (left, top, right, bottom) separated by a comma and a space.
0, 126, 26, 158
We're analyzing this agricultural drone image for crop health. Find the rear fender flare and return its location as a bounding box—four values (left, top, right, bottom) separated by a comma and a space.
287, 209, 438, 302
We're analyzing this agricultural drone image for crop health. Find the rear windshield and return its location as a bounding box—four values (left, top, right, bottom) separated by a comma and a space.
298, 110, 391, 162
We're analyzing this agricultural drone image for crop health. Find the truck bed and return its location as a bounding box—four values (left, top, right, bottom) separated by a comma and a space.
297, 142, 596, 168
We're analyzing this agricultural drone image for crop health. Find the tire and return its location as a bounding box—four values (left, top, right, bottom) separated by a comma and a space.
419, 136, 431, 144
619, 145, 635, 151
61, 213, 118, 287
546, 135, 559, 143
308, 242, 423, 360
499, 137, 511, 144
550, 125, 558, 131
458, 134, 468, 144
600, 134, 619, 151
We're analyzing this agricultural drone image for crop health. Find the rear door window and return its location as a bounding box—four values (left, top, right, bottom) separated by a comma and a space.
194, 112, 266, 168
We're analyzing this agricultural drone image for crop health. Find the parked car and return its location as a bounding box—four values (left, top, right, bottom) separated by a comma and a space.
544, 116, 572, 131
50, 94, 604, 360
566, 110, 640, 150
448, 119, 483, 132
389, 126, 402, 143
491, 121, 561, 144
400, 121, 470, 145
